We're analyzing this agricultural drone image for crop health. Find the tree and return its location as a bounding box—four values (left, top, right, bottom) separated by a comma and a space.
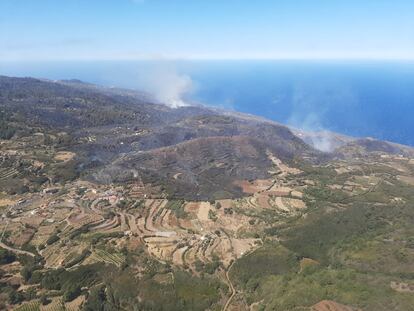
0, 248, 16, 264
46, 234, 60, 245
40, 294, 51, 305
20, 266, 32, 281
83, 285, 107, 311
208, 210, 217, 221
9, 291, 24, 304
63, 284, 81, 302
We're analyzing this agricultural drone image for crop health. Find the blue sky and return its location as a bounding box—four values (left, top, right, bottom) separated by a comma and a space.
1, 0, 414, 60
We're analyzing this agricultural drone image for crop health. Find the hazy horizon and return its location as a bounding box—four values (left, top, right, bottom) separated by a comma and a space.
2, 0, 414, 61
1, 0, 413, 144
2, 59, 413, 148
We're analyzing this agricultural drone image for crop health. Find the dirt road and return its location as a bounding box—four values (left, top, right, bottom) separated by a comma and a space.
0, 241, 36, 257
223, 261, 236, 311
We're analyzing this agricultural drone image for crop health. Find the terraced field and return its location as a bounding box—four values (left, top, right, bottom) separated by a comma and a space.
2, 74, 414, 311
84, 248, 125, 267
0, 167, 19, 180
15, 301, 41, 311
15, 296, 85, 311
2, 122, 414, 311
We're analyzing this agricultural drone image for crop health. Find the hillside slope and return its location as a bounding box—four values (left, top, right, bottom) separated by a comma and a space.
1, 76, 414, 311
0, 75, 317, 199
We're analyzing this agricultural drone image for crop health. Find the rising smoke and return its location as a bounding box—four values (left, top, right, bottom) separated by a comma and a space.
289, 112, 336, 152
287, 79, 358, 152
144, 62, 194, 108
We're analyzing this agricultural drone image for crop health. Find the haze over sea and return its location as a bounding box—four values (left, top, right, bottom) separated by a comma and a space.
1, 60, 414, 146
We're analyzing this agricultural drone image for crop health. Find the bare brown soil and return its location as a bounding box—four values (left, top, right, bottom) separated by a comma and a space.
311, 300, 362, 311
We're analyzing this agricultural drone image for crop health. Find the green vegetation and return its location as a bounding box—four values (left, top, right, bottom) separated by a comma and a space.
230, 244, 298, 291
2, 76, 414, 310
0, 248, 16, 264
208, 209, 217, 221
46, 234, 60, 245
41, 264, 102, 296
0, 123, 16, 140
282, 202, 414, 264
87, 231, 124, 245
194, 258, 221, 274
63, 283, 81, 302
0, 111, 18, 140
230, 239, 414, 310
40, 294, 51, 305
83, 266, 224, 311
227, 162, 414, 310
165, 200, 187, 218
91, 248, 125, 268
63, 249, 91, 268
304, 185, 349, 204
259, 267, 414, 311
50, 160, 79, 182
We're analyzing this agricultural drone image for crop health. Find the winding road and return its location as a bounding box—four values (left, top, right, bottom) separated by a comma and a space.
0, 204, 36, 257
222, 244, 264, 311
222, 261, 236, 311
0, 241, 36, 257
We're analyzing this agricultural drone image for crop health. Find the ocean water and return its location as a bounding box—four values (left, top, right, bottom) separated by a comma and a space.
1, 60, 414, 146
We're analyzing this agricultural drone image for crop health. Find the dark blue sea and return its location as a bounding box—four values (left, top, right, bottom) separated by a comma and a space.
1, 60, 414, 146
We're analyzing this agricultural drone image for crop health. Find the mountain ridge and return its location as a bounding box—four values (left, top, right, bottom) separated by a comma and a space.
1, 75, 414, 310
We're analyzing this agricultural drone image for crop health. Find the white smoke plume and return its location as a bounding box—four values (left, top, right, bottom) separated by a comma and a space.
310, 131, 335, 152
287, 80, 357, 152
289, 112, 336, 152
144, 62, 194, 108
